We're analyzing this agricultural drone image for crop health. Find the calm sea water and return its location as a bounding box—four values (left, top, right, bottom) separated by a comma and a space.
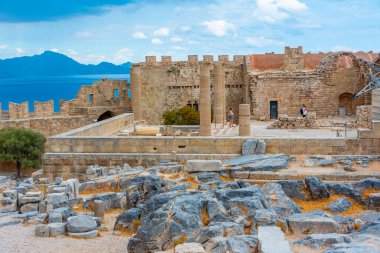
0, 74, 130, 112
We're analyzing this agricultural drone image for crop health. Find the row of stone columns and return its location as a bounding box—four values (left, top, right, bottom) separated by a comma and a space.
199, 63, 251, 136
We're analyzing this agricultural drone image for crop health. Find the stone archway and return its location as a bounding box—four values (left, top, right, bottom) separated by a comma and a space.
339, 93, 354, 116
97, 111, 114, 122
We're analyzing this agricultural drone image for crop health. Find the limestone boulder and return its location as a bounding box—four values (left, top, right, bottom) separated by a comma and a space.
242, 139, 266, 155
293, 233, 352, 249
323, 243, 379, 253
48, 222, 66, 236
114, 207, 142, 231
305, 176, 330, 200
175, 243, 205, 253
35, 224, 49, 237
328, 198, 352, 213
67, 215, 97, 233
20, 203, 39, 213
46, 192, 68, 206
287, 212, 340, 234
68, 230, 99, 238
258, 226, 291, 253
18, 191, 43, 205
278, 180, 309, 200
187, 160, 222, 172
261, 183, 301, 218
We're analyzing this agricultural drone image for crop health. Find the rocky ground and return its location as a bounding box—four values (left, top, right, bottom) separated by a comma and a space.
0, 150, 380, 253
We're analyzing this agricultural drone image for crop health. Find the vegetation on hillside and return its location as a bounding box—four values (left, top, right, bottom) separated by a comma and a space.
163, 106, 200, 125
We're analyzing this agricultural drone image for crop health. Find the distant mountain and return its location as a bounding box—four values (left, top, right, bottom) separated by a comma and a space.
0, 51, 131, 78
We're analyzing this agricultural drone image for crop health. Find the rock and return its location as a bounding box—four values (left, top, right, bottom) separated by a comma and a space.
48, 212, 63, 223
261, 183, 301, 218
114, 208, 142, 231
0, 199, 17, 213
67, 215, 97, 233
225, 154, 288, 167
187, 160, 222, 172
38, 202, 46, 213
323, 243, 380, 253
18, 191, 43, 204
196, 172, 220, 183
304, 156, 334, 167
350, 222, 380, 248
13, 186, 27, 195
68, 230, 99, 238
344, 165, 356, 172
84, 193, 118, 211
55, 177, 63, 185
94, 200, 105, 219
305, 177, 330, 200
3, 190, 17, 199
254, 209, 277, 226
20, 203, 39, 213
278, 180, 309, 200
241, 155, 288, 172
287, 212, 340, 234
175, 243, 205, 253
35, 224, 49, 237
328, 198, 352, 213
258, 226, 291, 253
242, 139, 266, 155
293, 233, 352, 248
226, 235, 259, 253
326, 182, 364, 204
48, 222, 66, 236
66, 178, 79, 199
46, 192, 68, 206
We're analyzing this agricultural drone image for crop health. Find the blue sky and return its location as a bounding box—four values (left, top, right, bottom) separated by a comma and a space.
0, 0, 379, 64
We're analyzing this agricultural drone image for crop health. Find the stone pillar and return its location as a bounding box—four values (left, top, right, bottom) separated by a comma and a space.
200, 63, 211, 136
131, 67, 142, 121
214, 63, 225, 125
94, 200, 105, 220
239, 104, 251, 136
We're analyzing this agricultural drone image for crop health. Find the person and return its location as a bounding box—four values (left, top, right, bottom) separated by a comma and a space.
193, 100, 199, 112
228, 107, 234, 127
300, 104, 305, 117
303, 106, 308, 118
186, 101, 192, 107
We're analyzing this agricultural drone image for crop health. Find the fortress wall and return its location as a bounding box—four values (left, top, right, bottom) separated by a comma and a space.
34, 100, 54, 117
136, 55, 245, 124
8, 101, 29, 119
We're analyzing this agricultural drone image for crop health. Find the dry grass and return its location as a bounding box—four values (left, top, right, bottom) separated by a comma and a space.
183, 174, 197, 189
173, 234, 187, 246
292, 194, 366, 217
220, 166, 234, 182
201, 206, 210, 226
362, 188, 380, 200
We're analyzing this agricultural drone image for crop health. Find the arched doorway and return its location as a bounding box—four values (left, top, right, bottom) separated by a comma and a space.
97, 111, 114, 121
339, 93, 354, 116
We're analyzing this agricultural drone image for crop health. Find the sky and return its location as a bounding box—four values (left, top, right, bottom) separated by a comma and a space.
0, 0, 379, 64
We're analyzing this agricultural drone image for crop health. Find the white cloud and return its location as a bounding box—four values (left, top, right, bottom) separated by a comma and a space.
245, 36, 284, 47
15, 48, 24, 55
153, 27, 170, 37
253, 0, 307, 23
50, 48, 60, 53
331, 45, 358, 52
152, 38, 163, 45
133, 32, 148, 39
180, 26, 191, 32
171, 36, 183, 43
113, 48, 134, 64
66, 49, 79, 56
201, 20, 234, 37
0, 44, 9, 50
76, 31, 93, 38
172, 45, 187, 51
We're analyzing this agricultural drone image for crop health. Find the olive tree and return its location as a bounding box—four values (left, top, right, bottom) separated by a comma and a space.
0, 128, 46, 178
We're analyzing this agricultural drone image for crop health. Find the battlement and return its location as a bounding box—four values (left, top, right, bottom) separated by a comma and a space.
141, 54, 247, 66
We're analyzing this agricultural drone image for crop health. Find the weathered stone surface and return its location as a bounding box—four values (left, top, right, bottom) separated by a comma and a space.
48, 212, 63, 223
67, 215, 97, 233
175, 243, 205, 253
261, 183, 301, 218
48, 222, 66, 236
241, 156, 288, 172
254, 209, 277, 226
225, 154, 288, 167
293, 233, 352, 248
20, 203, 39, 213
225, 235, 259, 253
323, 243, 380, 253
258, 226, 291, 253
304, 156, 334, 167
68, 230, 99, 238
35, 224, 49, 237
328, 198, 352, 213
305, 176, 330, 200
3, 190, 17, 199
287, 212, 340, 234
18, 191, 43, 205
187, 160, 222, 172
278, 180, 309, 200
242, 139, 266, 155
114, 207, 142, 231
46, 192, 68, 206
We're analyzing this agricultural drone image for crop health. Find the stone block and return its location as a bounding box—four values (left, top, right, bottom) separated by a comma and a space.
68, 230, 99, 238
187, 160, 222, 172
48, 222, 66, 236
3, 189, 18, 199
20, 203, 39, 213
175, 243, 205, 253
35, 224, 49, 237
258, 226, 291, 253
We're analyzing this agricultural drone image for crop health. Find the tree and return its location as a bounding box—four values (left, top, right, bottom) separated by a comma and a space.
163, 106, 200, 125
0, 128, 46, 178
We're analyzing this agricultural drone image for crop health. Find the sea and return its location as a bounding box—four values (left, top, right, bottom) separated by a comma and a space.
0, 74, 130, 112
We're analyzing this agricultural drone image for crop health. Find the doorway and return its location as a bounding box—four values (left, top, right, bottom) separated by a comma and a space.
270, 101, 278, 119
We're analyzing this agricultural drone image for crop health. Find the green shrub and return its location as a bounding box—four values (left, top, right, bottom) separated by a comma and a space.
0, 128, 46, 178
163, 106, 200, 125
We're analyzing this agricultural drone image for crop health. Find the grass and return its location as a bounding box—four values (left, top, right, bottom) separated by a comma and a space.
201, 206, 210, 226
173, 234, 187, 246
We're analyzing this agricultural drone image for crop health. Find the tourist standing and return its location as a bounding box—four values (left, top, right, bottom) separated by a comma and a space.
228, 107, 234, 127
193, 100, 199, 112
303, 106, 308, 118
186, 101, 192, 107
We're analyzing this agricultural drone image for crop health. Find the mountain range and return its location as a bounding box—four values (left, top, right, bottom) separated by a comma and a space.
0, 51, 131, 78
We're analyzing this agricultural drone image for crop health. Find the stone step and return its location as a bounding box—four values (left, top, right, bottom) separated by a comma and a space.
258, 226, 291, 253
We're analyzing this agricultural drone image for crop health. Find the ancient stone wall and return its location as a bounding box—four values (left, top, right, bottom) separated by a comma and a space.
8, 101, 29, 119
134, 55, 244, 124
34, 100, 54, 118
356, 105, 372, 128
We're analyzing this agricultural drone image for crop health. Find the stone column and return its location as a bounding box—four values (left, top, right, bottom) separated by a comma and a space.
214, 63, 225, 124
200, 63, 211, 136
239, 104, 251, 136
131, 66, 142, 121
94, 200, 105, 220
373, 88, 380, 121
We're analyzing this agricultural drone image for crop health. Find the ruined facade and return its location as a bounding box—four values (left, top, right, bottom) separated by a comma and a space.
132, 47, 378, 124
0, 79, 132, 136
